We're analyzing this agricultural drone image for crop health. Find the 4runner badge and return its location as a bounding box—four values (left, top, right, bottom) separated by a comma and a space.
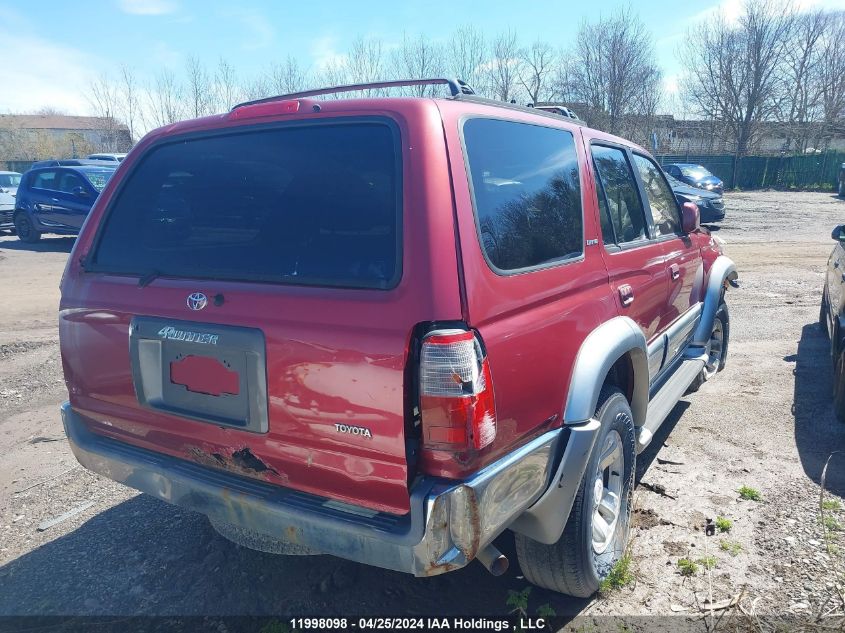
334, 423, 373, 439
157, 326, 219, 345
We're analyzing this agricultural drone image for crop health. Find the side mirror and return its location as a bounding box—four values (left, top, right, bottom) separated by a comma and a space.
681, 201, 700, 233
72, 186, 90, 198
831, 225, 845, 241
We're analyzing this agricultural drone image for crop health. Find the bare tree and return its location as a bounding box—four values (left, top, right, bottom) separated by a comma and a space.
185, 56, 212, 118
214, 58, 242, 112
266, 55, 308, 95
390, 34, 445, 96
567, 8, 662, 136
819, 11, 845, 140
88, 74, 123, 152
519, 40, 557, 105
447, 26, 487, 95
680, 0, 795, 163
488, 31, 522, 102
147, 69, 185, 128
774, 10, 828, 151
119, 65, 141, 143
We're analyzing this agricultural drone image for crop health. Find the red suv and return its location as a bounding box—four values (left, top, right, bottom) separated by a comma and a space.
59, 78, 736, 597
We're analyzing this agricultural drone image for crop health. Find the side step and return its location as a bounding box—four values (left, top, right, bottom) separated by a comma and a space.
636, 354, 706, 453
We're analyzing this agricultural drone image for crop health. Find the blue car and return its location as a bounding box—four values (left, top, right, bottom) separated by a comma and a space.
664, 163, 724, 195
13, 165, 116, 243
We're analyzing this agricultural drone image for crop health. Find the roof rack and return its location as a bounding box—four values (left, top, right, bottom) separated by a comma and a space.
232, 77, 476, 110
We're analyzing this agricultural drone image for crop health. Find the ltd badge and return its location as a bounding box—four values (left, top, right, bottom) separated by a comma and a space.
187, 292, 208, 311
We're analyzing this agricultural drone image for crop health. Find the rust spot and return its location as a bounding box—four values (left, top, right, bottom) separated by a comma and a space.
232, 447, 279, 476
187, 445, 282, 481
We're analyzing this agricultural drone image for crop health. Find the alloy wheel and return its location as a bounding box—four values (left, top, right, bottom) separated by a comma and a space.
591, 429, 625, 555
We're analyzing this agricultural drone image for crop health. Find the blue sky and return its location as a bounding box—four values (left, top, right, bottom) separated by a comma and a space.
0, 0, 842, 116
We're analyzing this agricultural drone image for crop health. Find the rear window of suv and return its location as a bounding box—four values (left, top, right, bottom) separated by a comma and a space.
462, 118, 582, 272
91, 120, 401, 289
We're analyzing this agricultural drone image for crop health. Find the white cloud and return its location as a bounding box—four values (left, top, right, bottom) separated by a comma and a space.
0, 27, 99, 115
118, 0, 178, 16
310, 35, 346, 70
236, 11, 274, 51
664, 74, 680, 95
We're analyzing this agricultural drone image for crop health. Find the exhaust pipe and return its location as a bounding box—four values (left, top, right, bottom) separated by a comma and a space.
476, 543, 509, 576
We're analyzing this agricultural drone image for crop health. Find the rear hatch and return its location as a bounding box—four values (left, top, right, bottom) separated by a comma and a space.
59, 105, 462, 514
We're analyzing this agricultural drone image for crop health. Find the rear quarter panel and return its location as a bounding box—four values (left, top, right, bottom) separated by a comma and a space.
436, 101, 617, 477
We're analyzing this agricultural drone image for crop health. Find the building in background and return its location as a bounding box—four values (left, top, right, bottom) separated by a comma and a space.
0, 115, 132, 172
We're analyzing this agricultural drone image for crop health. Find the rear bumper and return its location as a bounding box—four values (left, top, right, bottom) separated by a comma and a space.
62, 402, 564, 576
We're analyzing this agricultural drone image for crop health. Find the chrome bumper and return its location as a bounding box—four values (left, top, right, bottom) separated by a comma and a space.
62, 403, 563, 576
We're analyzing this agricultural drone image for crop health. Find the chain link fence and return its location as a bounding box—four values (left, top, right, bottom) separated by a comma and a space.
657, 151, 845, 191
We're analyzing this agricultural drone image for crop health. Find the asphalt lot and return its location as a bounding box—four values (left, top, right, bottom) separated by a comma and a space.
1, 191, 844, 623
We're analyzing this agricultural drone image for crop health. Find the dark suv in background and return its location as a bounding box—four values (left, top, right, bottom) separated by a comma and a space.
14, 165, 116, 242
665, 163, 724, 194
664, 170, 726, 223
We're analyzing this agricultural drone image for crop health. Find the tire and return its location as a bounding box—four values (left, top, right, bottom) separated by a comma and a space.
688, 302, 730, 392
833, 350, 845, 424
839, 181, 845, 198
515, 386, 635, 597
821, 290, 829, 338
13, 213, 41, 243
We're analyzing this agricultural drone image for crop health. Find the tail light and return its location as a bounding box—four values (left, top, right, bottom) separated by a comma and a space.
419, 329, 496, 451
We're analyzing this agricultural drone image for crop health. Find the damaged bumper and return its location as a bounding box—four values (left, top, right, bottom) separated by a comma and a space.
62, 403, 562, 576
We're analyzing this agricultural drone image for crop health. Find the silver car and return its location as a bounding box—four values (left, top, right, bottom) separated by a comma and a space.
0, 171, 21, 231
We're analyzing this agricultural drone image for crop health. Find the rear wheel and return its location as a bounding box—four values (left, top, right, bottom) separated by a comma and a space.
688, 302, 729, 392
839, 181, 844, 198
13, 213, 40, 243
515, 386, 635, 597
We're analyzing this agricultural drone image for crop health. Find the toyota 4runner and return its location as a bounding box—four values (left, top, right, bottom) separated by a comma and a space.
59, 78, 737, 597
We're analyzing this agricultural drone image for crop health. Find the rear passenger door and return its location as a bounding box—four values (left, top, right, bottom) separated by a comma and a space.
590, 143, 668, 380
631, 153, 702, 363
29, 170, 60, 226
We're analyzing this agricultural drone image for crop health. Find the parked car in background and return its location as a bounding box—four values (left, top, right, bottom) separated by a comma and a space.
0, 170, 22, 196
665, 163, 724, 194
838, 162, 844, 197
822, 224, 845, 421
13, 165, 116, 242
58, 77, 736, 598
664, 170, 725, 223
87, 153, 127, 163
30, 159, 106, 169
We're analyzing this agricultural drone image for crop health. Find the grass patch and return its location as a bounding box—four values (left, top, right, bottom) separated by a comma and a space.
697, 556, 718, 570
822, 515, 842, 532
822, 499, 842, 511
599, 553, 634, 593
719, 540, 743, 556
738, 485, 762, 502
677, 558, 699, 576
715, 516, 733, 533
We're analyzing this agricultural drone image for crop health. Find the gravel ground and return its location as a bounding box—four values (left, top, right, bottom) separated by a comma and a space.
0, 192, 844, 628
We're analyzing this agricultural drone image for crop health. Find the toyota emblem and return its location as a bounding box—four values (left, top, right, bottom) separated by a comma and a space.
186, 292, 208, 311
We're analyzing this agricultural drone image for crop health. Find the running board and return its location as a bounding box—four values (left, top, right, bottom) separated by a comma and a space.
636, 355, 706, 454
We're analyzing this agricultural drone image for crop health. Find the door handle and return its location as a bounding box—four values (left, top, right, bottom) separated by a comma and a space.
619, 284, 634, 307
669, 263, 681, 281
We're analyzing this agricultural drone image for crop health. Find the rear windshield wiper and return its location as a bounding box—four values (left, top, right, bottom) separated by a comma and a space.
138, 269, 161, 288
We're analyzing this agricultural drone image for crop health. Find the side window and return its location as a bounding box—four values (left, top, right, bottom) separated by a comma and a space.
463, 118, 583, 272
632, 154, 682, 237
591, 145, 648, 245
32, 170, 58, 191
57, 172, 86, 194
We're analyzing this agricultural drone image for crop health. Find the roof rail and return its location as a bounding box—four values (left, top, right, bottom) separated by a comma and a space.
231, 78, 476, 110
